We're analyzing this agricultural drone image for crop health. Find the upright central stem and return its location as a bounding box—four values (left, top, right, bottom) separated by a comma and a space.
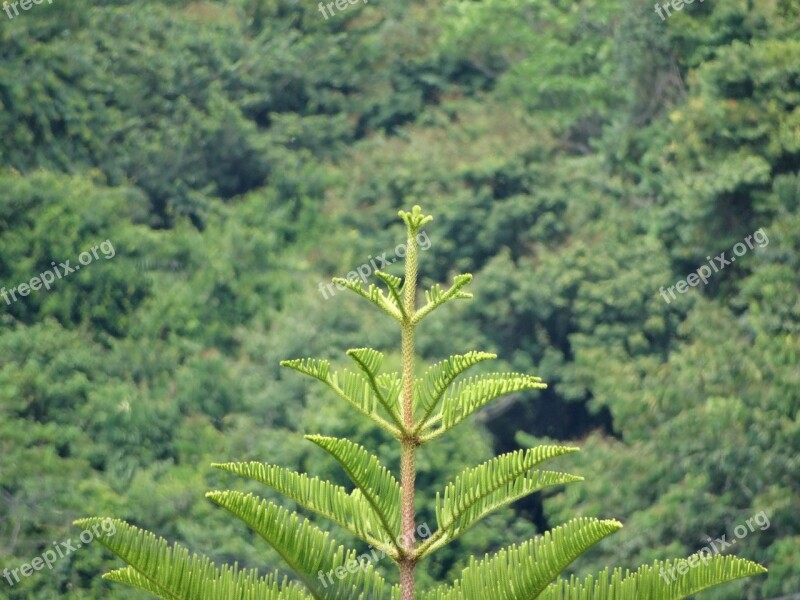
399, 232, 419, 600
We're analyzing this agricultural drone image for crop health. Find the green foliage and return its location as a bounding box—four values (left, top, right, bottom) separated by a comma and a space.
538, 555, 769, 600
423, 447, 582, 555
79, 208, 765, 599
212, 460, 390, 548
304, 435, 402, 550
2, 0, 797, 598
421, 518, 624, 600
205, 492, 393, 599
74, 518, 312, 600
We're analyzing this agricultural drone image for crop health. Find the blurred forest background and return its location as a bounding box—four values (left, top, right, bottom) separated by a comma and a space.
1, 0, 799, 598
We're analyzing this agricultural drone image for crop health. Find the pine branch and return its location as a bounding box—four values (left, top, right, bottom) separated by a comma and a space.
538, 554, 767, 600
421, 518, 623, 600
376, 371, 403, 419
73, 518, 310, 600
104, 566, 312, 600
413, 351, 497, 434
418, 446, 581, 557
347, 348, 404, 430
206, 491, 395, 600
420, 372, 547, 440
280, 358, 402, 437
212, 461, 393, 547
413, 274, 473, 325
306, 435, 403, 556
375, 270, 408, 321
420, 470, 582, 558
332, 277, 404, 322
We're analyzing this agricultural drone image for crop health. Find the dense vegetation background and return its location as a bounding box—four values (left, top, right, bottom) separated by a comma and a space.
1, 0, 798, 598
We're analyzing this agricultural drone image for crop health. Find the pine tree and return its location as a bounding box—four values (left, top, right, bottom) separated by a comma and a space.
77, 206, 766, 599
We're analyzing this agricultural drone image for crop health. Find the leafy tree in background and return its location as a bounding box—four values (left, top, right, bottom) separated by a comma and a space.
1, 0, 797, 598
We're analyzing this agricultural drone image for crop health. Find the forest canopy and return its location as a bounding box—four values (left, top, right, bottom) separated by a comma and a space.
0, 0, 798, 599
